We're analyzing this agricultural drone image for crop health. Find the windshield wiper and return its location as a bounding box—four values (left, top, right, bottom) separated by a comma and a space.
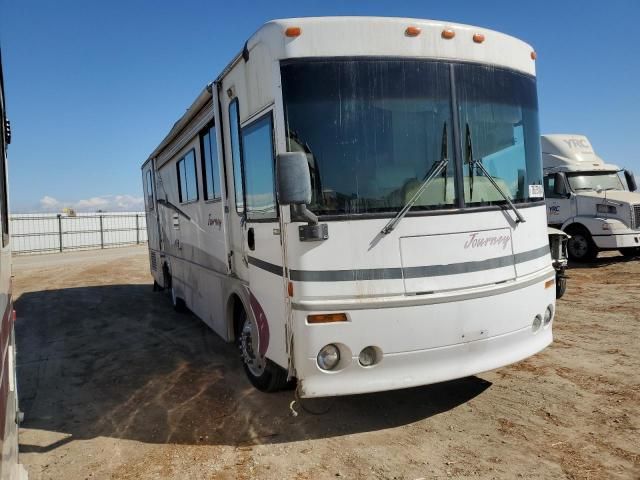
465, 123, 526, 224
380, 125, 449, 235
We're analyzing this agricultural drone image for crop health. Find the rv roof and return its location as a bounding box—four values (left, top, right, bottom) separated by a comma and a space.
145, 16, 537, 166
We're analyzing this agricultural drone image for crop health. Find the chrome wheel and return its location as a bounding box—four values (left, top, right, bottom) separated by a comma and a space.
240, 316, 266, 377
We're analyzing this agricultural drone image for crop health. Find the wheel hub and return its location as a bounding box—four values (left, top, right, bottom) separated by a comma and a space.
240, 318, 266, 376
569, 234, 588, 258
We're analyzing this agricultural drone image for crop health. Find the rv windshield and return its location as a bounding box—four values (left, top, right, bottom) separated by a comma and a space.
281, 59, 542, 216
567, 171, 625, 192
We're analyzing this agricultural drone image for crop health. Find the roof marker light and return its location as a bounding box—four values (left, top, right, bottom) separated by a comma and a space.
531, 51, 537, 60
442, 28, 455, 39
405, 26, 421, 37
285, 27, 302, 38
473, 33, 485, 43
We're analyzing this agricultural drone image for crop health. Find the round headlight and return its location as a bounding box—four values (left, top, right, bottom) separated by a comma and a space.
532, 315, 542, 332
317, 344, 340, 371
544, 305, 554, 326
359, 346, 377, 367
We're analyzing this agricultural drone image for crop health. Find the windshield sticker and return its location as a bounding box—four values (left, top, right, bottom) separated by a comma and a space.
529, 184, 544, 198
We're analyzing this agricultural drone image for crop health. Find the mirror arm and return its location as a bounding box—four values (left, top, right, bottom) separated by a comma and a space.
292, 204, 318, 225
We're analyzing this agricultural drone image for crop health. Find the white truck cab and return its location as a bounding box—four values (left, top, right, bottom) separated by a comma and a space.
542, 134, 640, 260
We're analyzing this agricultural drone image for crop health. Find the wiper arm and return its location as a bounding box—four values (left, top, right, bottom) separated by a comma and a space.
381, 158, 448, 235
465, 123, 526, 224
380, 123, 450, 235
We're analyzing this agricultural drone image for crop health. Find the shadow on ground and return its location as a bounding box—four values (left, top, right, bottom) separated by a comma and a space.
16, 284, 490, 451
569, 252, 640, 269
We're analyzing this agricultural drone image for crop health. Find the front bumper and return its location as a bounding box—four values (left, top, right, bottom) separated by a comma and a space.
293, 268, 556, 398
592, 232, 640, 249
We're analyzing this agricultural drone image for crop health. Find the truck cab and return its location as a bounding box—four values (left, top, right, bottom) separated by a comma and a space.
542, 134, 640, 261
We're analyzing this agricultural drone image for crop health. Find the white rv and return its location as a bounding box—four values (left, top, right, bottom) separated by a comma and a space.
542, 134, 640, 261
142, 17, 556, 398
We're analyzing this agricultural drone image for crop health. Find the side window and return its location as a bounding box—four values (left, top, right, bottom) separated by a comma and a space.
544, 175, 561, 199
229, 99, 244, 214
146, 170, 154, 210
241, 113, 277, 220
200, 123, 221, 200
176, 149, 198, 203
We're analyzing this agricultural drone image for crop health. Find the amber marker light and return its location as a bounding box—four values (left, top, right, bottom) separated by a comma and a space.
285, 27, 302, 38
473, 33, 485, 44
545, 278, 555, 289
405, 26, 421, 37
307, 313, 348, 324
442, 28, 455, 39
288, 281, 294, 297
531, 51, 537, 60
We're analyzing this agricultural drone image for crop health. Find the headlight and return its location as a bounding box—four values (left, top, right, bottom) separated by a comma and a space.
532, 315, 542, 332
544, 305, 554, 326
596, 204, 617, 214
358, 346, 378, 367
317, 344, 340, 371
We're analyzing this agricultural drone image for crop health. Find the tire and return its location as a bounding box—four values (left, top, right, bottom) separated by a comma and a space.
556, 274, 567, 299
566, 227, 597, 262
619, 247, 640, 258
236, 308, 288, 392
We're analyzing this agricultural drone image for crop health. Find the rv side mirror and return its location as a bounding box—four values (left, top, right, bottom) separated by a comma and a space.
553, 172, 568, 197
276, 152, 312, 206
624, 169, 637, 192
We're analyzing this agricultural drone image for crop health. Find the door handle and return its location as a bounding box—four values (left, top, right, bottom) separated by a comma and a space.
247, 227, 255, 251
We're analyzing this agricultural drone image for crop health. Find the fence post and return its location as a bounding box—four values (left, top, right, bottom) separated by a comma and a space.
99, 215, 104, 249
136, 214, 140, 244
57, 214, 63, 252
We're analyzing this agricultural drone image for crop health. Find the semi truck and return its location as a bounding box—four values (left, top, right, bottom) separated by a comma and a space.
542, 134, 640, 261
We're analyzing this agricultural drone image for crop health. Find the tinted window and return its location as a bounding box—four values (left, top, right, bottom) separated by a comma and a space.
281, 60, 454, 215
456, 63, 541, 205
281, 59, 543, 216
241, 114, 277, 219
229, 100, 244, 213
200, 124, 221, 200
176, 149, 198, 203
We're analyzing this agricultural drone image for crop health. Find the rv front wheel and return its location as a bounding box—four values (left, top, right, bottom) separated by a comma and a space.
237, 309, 287, 392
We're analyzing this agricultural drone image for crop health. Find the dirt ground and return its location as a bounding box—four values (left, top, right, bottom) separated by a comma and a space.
13, 245, 640, 479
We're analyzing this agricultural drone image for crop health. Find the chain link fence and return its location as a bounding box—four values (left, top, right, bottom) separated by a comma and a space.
10, 212, 148, 255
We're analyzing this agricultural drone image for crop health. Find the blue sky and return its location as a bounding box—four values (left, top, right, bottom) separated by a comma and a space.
1, 0, 639, 212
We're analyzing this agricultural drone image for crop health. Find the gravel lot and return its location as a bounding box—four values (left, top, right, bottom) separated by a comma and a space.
13, 246, 640, 479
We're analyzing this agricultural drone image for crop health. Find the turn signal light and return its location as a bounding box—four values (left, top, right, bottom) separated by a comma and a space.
285, 27, 302, 38
405, 26, 421, 37
307, 313, 348, 324
531, 51, 537, 60
442, 28, 455, 39
473, 33, 485, 43
545, 279, 555, 289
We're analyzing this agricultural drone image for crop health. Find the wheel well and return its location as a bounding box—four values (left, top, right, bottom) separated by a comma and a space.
564, 223, 590, 237
162, 262, 171, 288
228, 294, 246, 342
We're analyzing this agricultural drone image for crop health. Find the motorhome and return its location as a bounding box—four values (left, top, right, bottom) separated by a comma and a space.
0, 48, 27, 479
542, 134, 640, 261
142, 17, 556, 398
